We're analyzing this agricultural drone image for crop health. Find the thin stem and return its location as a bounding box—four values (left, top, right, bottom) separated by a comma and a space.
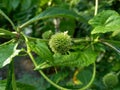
117, 71, 120, 76
96, 52, 105, 62
21, 33, 37, 66
29, 49, 96, 90
5, 60, 17, 90
29, 53, 68, 90
0, 9, 16, 30
94, 0, 98, 16
11, 61, 17, 90
23, 33, 96, 90
19, 19, 34, 29
39, 70, 70, 90
73, 38, 93, 44
39, 63, 96, 90
101, 41, 120, 54
22, 33, 70, 90
27, 46, 70, 90
5, 62, 12, 90
80, 63, 96, 90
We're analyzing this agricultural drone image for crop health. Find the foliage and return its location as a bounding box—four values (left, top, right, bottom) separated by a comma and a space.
0, 0, 120, 90
0, 40, 20, 68
89, 10, 120, 34
0, 80, 36, 90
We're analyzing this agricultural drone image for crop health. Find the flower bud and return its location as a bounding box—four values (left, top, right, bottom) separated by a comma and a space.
49, 32, 72, 54
103, 72, 118, 88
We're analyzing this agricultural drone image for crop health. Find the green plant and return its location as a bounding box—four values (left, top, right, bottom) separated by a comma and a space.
0, 0, 120, 90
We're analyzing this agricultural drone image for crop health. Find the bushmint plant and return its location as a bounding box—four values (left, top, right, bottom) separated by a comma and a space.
0, 0, 120, 90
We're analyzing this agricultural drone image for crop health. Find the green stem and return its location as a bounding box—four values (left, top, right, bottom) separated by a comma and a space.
39, 63, 96, 90
11, 61, 17, 90
5, 62, 12, 90
100, 41, 120, 54
23, 32, 70, 90
39, 70, 70, 90
0, 9, 16, 30
94, 0, 98, 16
22, 33, 37, 66
28, 49, 96, 90
79, 63, 96, 90
73, 38, 93, 44
27, 46, 70, 90
5, 60, 17, 90
23, 33, 96, 90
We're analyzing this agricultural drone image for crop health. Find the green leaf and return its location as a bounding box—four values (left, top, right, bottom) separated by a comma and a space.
0, 40, 20, 68
35, 48, 98, 69
60, 18, 76, 35
28, 39, 53, 62
89, 10, 119, 27
11, 0, 20, 10
53, 48, 97, 67
91, 25, 120, 34
0, 80, 36, 90
77, 70, 92, 87
0, 28, 16, 38
20, 7, 79, 28
21, 0, 32, 11
89, 10, 120, 34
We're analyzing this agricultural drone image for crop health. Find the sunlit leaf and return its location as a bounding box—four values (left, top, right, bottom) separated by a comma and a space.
28, 39, 53, 62
0, 40, 20, 68
91, 25, 120, 34
53, 48, 97, 67
89, 10, 120, 34
20, 7, 79, 28
35, 46, 98, 69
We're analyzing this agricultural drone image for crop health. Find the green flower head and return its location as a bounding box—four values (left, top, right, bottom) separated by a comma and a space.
103, 72, 118, 88
42, 30, 53, 39
49, 31, 72, 54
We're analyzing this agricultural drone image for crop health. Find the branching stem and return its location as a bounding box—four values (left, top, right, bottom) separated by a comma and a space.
22, 33, 96, 90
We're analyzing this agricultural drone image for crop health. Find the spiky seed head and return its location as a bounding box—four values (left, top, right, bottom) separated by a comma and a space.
49, 32, 72, 54
103, 72, 118, 88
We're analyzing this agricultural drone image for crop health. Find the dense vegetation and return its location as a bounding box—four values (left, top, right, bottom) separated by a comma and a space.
0, 0, 120, 90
